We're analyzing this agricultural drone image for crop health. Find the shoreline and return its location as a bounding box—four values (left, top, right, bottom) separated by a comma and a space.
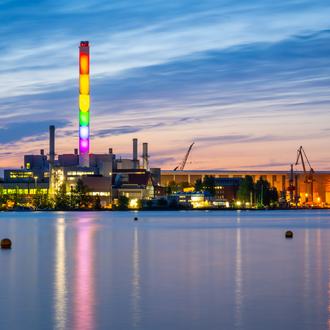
1, 207, 330, 212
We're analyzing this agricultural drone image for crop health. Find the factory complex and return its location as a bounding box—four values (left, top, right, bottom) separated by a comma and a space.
1, 41, 330, 209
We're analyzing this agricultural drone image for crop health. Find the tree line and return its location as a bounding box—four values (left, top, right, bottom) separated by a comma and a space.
236, 175, 278, 207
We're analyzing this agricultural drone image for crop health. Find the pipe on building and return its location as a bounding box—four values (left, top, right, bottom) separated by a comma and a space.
49, 125, 55, 165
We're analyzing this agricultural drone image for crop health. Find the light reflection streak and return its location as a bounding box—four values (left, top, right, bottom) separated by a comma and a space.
54, 218, 67, 330
303, 229, 311, 302
315, 229, 323, 322
234, 227, 242, 328
328, 241, 330, 330
132, 227, 141, 328
74, 223, 96, 330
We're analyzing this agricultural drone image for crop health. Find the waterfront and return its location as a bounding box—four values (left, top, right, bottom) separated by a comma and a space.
0, 210, 330, 330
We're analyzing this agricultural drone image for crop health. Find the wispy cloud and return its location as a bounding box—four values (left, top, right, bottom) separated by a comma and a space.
0, 1, 330, 169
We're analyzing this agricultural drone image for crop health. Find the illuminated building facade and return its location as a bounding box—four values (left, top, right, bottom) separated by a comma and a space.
161, 170, 330, 206
79, 41, 90, 167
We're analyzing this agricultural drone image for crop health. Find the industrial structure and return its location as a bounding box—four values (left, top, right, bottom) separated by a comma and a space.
0, 41, 159, 208
79, 41, 90, 167
160, 169, 330, 206
0, 41, 330, 209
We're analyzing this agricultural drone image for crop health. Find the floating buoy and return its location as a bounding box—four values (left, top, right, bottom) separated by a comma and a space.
285, 230, 293, 239
1, 238, 12, 249
134, 217, 138, 221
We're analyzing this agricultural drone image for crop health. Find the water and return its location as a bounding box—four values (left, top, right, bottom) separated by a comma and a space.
0, 210, 329, 330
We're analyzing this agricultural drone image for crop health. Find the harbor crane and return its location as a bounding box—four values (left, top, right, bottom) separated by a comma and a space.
295, 146, 315, 203
173, 142, 194, 171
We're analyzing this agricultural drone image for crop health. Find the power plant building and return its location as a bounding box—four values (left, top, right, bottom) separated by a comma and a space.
1, 41, 330, 209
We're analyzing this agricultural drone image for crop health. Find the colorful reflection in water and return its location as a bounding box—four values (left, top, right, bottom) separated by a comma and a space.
0, 210, 330, 330
73, 221, 97, 330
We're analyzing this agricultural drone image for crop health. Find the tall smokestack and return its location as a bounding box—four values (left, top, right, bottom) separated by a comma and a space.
49, 125, 55, 165
142, 142, 149, 170
133, 138, 138, 169
79, 41, 90, 167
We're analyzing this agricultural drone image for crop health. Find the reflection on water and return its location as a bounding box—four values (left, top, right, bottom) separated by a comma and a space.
235, 214, 243, 328
1, 210, 330, 330
73, 220, 96, 330
328, 248, 330, 330
303, 229, 311, 318
131, 227, 141, 328
235, 227, 243, 328
54, 218, 67, 330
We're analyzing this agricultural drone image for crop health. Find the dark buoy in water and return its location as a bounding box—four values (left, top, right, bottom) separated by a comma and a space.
1, 238, 12, 249
134, 217, 138, 221
285, 230, 293, 239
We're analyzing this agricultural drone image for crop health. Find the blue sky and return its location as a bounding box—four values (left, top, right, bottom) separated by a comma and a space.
0, 0, 330, 170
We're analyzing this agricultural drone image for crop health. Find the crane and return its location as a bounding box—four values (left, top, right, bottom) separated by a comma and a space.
173, 142, 194, 171
295, 146, 315, 204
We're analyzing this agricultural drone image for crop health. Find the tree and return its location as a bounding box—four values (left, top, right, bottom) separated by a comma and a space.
194, 179, 203, 192
269, 188, 279, 207
71, 179, 91, 209
0, 188, 8, 209
203, 176, 216, 196
33, 189, 51, 210
255, 178, 279, 207
237, 176, 254, 203
117, 195, 129, 210
166, 181, 179, 195
54, 183, 70, 210
92, 195, 102, 210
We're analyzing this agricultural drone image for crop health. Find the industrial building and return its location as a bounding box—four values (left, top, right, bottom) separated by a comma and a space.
0, 41, 159, 208
1, 40, 330, 209
161, 170, 330, 206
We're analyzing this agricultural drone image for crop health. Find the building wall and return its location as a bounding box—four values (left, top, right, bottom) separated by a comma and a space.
161, 170, 330, 204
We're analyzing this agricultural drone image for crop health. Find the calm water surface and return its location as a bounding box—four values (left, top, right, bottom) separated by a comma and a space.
0, 210, 329, 330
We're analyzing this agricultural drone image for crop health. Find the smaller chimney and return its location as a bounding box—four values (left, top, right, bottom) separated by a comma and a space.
49, 125, 55, 165
133, 138, 138, 169
142, 143, 149, 170
74, 148, 78, 155
40, 149, 44, 156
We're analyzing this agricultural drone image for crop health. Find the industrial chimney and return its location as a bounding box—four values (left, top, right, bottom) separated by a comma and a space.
79, 41, 90, 167
133, 138, 138, 169
142, 142, 149, 170
49, 125, 55, 165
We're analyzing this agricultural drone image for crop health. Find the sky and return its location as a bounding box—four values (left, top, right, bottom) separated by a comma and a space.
0, 0, 330, 171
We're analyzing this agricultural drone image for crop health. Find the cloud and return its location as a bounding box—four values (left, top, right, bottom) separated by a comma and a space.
0, 120, 69, 144
0, 2, 330, 169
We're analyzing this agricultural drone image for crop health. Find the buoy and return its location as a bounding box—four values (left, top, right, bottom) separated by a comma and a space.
1, 238, 12, 249
134, 217, 138, 221
285, 230, 293, 239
